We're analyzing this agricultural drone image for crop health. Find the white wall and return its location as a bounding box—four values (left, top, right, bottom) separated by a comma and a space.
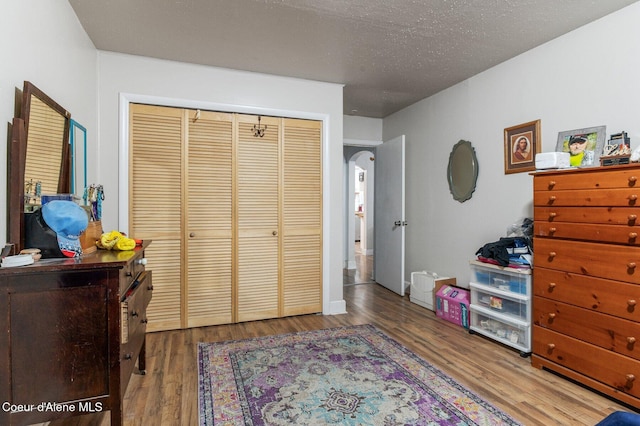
0, 0, 97, 245
96, 52, 345, 314
383, 2, 640, 287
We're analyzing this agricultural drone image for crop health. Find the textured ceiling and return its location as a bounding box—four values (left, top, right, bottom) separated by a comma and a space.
68, 0, 639, 118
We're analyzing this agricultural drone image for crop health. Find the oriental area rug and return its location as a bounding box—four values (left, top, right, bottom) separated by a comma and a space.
198, 324, 521, 426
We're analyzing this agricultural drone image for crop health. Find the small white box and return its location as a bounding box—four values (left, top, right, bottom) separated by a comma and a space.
535, 152, 570, 169
410, 271, 455, 311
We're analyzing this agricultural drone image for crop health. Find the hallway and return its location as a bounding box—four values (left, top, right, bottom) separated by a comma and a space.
343, 242, 374, 285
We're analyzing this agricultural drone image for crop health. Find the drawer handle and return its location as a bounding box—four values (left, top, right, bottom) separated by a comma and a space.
627, 337, 636, 345
630, 195, 638, 202
630, 176, 638, 184
148, 284, 154, 291
141, 319, 148, 324
547, 343, 555, 351
131, 310, 139, 317
549, 212, 557, 219
630, 232, 638, 240
548, 282, 556, 290
549, 227, 557, 234
549, 252, 557, 258
548, 181, 556, 189
629, 214, 638, 222
124, 353, 132, 360
626, 374, 636, 383
628, 299, 637, 307
628, 262, 637, 270
548, 313, 556, 319
548, 195, 556, 202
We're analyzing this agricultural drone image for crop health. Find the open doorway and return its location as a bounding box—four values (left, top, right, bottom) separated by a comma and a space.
344, 149, 375, 285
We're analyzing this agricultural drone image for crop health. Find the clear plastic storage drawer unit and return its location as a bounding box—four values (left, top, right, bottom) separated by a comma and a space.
469, 260, 532, 356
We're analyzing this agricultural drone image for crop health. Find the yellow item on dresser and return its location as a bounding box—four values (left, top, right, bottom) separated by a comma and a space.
97, 230, 136, 251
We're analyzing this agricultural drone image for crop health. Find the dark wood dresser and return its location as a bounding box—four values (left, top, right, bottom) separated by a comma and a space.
532, 165, 640, 408
0, 241, 152, 425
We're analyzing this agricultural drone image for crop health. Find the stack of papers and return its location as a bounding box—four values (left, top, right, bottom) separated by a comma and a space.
1, 254, 34, 268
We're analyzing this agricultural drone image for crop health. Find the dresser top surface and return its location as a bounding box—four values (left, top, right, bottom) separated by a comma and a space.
531, 163, 640, 177
0, 240, 151, 275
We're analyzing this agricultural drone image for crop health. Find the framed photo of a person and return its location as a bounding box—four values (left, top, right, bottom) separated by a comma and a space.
504, 119, 541, 174
555, 126, 606, 167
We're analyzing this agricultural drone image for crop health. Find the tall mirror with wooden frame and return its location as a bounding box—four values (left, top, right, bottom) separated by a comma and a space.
7, 81, 71, 252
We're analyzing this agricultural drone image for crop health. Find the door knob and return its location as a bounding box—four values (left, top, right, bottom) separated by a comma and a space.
272, 231, 278, 236
394, 221, 401, 226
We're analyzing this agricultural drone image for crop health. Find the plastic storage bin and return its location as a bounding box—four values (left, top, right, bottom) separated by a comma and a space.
470, 309, 531, 352
471, 287, 528, 321
469, 260, 532, 356
469, 260, 529, 295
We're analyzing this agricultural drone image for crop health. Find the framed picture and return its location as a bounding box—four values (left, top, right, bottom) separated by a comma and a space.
504, 119, 541, 174
556, 125, 606, 167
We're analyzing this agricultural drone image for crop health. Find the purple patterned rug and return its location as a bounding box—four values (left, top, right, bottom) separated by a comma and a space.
198, 324, 521, 425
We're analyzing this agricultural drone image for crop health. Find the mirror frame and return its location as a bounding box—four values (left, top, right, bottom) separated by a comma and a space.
447, 139, 479, 203
7, 81, 71, 252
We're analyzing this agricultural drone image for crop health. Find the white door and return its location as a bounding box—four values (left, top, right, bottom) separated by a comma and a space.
374, 135, 406, 296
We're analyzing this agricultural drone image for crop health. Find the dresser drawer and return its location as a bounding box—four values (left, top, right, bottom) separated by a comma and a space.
534, 167, 640, 191
533, 326, 640, 399
534, 206, 640, 225
120, 254, 148, 294
535, 221, 640, 245
534, 237, 640, 284
534, 188, 640, 207
533, 267, 640, 320
534, 296, 640, 360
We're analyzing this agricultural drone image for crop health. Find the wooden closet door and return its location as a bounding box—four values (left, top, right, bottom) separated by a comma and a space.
235, 115, 281, 322
186, 110, 234, 327
129, 104, 183, 332
282, 118, 322, 316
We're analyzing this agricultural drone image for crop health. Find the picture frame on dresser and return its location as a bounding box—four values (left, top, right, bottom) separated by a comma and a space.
556, 125, 606, 167
504, 119, 541, 174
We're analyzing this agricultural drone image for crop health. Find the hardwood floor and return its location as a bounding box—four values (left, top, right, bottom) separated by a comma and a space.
343, 242, 374, 285
46, 281, 635, 425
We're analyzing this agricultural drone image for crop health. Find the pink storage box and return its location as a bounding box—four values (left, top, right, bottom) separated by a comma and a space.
436, 285, 470, 328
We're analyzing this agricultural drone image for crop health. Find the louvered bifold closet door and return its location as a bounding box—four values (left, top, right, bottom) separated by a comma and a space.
235, 115, 281, 322
130, 104, 183, 332
186, 110, 233, 327
282, 118, 322, 316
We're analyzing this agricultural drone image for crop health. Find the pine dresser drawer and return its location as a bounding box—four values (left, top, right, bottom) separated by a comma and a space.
534, 221, 640, 245
533, 326, 640, 399
533, 267, 640, 321
534, 296, 640, 360
534, 206, 640, 225
534, 237, 640, 284
534, 188, 640, 207
533, 167, 640, 191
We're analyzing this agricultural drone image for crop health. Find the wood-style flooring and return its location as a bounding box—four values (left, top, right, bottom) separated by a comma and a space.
47, 251, 634, 425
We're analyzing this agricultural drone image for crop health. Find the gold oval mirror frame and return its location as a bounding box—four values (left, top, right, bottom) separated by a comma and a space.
447, 140, 479, 203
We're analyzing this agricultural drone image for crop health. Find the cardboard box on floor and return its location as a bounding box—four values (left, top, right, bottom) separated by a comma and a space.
433, 277, 457, 309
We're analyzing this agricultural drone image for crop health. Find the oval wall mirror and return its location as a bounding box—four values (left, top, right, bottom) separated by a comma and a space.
447, 140, 478, 203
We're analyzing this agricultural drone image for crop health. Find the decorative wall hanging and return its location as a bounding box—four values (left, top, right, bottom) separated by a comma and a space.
555, 125, 606, 167
504, 120, 541, 174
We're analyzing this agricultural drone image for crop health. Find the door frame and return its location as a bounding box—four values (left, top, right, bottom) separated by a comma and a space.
117, 93, 334, 314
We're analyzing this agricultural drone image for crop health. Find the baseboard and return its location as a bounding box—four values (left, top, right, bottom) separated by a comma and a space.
327, 299, 347, 315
